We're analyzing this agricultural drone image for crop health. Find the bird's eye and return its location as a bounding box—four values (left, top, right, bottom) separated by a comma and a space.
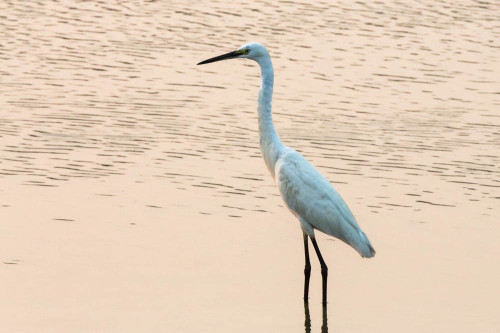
243, 49, 250, 55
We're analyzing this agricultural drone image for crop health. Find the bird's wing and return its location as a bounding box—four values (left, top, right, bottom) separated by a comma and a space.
275, 149, 374, 257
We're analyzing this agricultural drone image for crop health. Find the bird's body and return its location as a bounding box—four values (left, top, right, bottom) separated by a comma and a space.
198, 42, 375, 305
276, 149, 375, 257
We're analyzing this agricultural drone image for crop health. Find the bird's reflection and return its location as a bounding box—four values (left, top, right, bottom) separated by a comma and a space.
304, 301, 328, 333
304, 302, 311, 333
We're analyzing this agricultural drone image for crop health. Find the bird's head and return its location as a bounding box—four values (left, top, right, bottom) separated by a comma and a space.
197, 42, 269, 65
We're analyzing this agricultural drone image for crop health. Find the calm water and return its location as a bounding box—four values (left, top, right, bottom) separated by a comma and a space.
1, 1, 499, 331
2, 0, 498, 217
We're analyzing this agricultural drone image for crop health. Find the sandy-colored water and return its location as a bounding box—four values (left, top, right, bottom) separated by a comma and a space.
1, 1, 499, 332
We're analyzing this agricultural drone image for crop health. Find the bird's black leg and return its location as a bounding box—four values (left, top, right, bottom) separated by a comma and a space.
303, 233, 312, 301
311, 237, 328, 306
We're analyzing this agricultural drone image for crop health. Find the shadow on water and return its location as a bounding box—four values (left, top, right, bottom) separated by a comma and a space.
304, 301, 328, 333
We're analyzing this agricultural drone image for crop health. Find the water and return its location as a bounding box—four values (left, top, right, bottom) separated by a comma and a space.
2, 1, 498, 213
1, 1, 499, 332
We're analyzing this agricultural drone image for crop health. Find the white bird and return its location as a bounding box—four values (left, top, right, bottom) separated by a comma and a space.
198, 42, 375, 306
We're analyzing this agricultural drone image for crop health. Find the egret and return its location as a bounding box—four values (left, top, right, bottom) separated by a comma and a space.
198, 43, 375, 306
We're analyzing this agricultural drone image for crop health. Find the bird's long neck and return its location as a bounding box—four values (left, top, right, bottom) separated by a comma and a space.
257, 55, 285, 178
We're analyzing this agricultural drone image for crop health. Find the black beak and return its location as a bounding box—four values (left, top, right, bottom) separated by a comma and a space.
197, 50, 241, 65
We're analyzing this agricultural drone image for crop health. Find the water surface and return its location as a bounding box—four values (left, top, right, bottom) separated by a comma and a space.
1, 1, 499, 332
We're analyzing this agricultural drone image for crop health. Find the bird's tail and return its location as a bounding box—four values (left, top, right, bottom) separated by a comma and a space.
355, 230, 376, 258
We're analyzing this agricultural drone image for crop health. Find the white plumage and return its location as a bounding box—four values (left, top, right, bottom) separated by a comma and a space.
198, 42, 375, 305
276, 149, 375, 258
